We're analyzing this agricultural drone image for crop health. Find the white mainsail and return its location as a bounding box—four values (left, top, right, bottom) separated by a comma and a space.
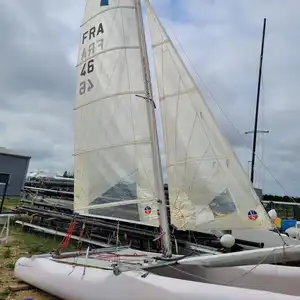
145, 1, 273, 231
74, 0, 159, 226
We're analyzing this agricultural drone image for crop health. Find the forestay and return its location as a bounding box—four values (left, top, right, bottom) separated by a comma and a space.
74, 0, 159, 226
145, 1, 273, 231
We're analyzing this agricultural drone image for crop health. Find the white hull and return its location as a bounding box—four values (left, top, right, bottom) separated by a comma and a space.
232, 229, 300, 247
182, 244, 300, 267
15, 248, 300, 300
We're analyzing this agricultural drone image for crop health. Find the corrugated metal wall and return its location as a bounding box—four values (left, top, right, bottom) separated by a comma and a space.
0, 154, 30, 196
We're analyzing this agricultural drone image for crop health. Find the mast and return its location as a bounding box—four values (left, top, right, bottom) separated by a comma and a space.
248, 18, 267, 184
135, 0, 172, 257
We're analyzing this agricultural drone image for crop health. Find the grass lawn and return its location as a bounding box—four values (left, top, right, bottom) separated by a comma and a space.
1, 197, 22, 212
0, 223, 77, 300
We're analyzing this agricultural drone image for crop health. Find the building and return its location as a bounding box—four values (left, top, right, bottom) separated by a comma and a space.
0, 147, 31, 196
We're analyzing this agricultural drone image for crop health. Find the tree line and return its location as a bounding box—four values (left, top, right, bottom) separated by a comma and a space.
57, 174, 300, 203
263, 194, 300, 203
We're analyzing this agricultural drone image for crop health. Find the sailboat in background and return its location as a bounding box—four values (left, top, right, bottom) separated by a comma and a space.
231, 18, 300, 247
14, 1, 300, 299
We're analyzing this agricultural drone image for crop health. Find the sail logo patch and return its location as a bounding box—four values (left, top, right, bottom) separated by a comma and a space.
248, 210, 258, 221
144, 206, 152, 215
100, 0, 109, 6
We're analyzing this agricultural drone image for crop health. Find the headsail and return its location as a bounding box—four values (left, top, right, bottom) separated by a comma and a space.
74, 0, 159, 226
145, 1, 273, 231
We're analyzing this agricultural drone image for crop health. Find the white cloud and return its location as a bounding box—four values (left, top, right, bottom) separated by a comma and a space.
1, 0, 300, 196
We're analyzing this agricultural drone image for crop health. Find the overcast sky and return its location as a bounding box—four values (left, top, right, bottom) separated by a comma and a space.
1, 0, 300, 196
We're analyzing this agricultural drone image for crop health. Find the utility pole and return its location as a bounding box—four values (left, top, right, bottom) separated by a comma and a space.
245, 18, 268, 184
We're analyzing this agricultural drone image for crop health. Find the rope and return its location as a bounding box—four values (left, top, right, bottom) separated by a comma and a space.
57, 216, 77, 252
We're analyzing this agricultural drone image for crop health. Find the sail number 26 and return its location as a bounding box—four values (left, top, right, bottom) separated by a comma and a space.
79, 59, 94, 95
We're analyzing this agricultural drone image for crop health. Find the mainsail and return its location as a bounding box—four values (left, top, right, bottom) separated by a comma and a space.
74, 0, 159, 226
145, 1, 273, 231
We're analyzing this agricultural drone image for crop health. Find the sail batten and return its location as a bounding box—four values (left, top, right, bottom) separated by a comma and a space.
74, 90, 145, 110
145, 1, 273, 231
74, 139, 152, 157
76, 198, 158, 211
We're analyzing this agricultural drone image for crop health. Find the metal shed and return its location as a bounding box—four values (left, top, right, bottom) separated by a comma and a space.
0, 147, 31, 196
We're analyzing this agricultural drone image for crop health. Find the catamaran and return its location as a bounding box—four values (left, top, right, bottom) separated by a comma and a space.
15, 0, 300, 299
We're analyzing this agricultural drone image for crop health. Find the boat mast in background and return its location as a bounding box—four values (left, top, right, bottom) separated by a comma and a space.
245, 18, 269, 184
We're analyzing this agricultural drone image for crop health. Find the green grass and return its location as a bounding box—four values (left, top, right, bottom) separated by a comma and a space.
1, 197, 22, 211
11, 225, 76, 255
3, 247, 12, 259
0, 224, 66, 299
0, 224, 78, 265
5, 262, 15, 270
0, 292, 9, 300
